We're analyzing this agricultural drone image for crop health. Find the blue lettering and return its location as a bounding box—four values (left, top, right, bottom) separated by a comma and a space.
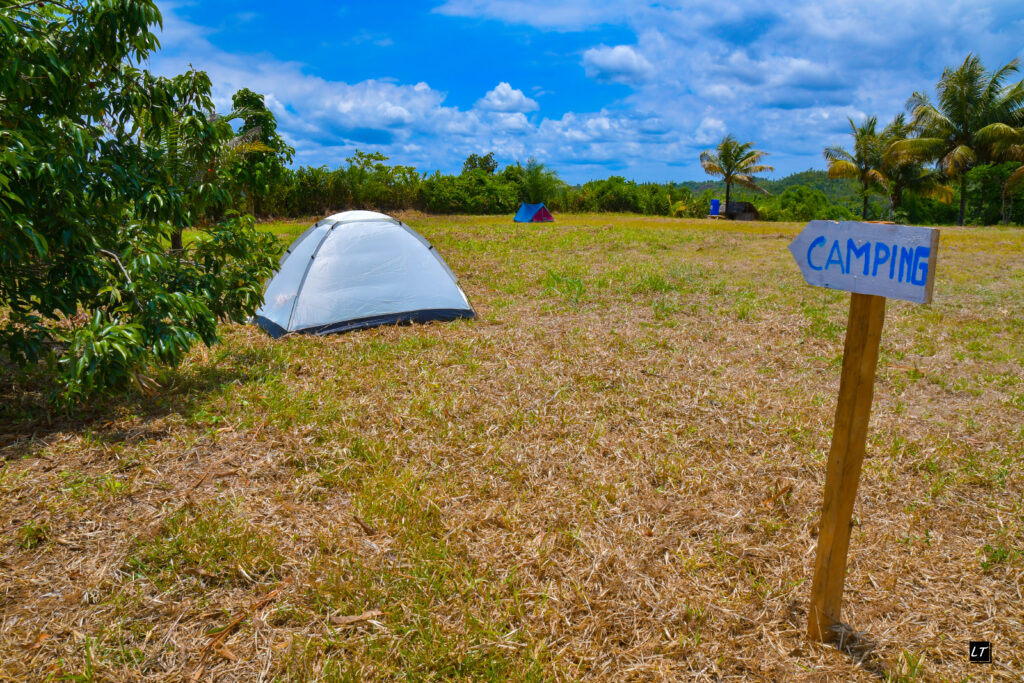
847, 239, 871, 276
889, 244, 898, 279
872, 242, 890, 277
825, 241, 846, 274
898, 246, 914, 283
806, 236, 826, 271
911, 246, 930, 286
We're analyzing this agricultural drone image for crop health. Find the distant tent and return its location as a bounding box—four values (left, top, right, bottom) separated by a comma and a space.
253, 211, 474, 338
514, 203, 554, 223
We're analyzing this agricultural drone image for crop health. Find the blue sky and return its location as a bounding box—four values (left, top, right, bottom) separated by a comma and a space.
151, 1, 1024, 184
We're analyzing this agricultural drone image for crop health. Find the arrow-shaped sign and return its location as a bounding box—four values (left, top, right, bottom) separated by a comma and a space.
789, 220, 939, 304
791, 220, 941, 642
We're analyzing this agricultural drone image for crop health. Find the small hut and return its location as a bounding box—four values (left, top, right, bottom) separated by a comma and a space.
725, 201, 760, 221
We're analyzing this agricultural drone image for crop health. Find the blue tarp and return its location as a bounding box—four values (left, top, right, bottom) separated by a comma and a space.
514, 203, 554, 222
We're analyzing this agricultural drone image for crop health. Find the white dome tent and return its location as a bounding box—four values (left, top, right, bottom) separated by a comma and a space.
253, 211, 475, 337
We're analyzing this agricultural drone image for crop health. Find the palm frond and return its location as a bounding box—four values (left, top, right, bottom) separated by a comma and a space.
827, 159, 859, 180
984, 57, 1021, 103
823, 146, 854, 164
911, 103, 955, 138
974, 122, 1024, 147
738, 149, 769, 165
699, 151, 723, 177
232, 141, 275, 155
1006, 164, 1024, 194
226, 125, 266, 151
941, 144, 976, 175
865, 169, 887, 187
732, 175, 771, 195
885, 137, 946, 165
925, 183, 955, 204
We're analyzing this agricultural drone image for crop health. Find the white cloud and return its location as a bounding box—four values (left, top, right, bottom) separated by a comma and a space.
582, 45, 654, 85
694, 117, 726, 145
492, 112, 533, 132
433, 0, 640, 31
475, 82, 539, 113
151, 1, 1024, 182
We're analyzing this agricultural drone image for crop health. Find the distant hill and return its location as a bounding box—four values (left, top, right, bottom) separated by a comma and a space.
677, 169, 884, 215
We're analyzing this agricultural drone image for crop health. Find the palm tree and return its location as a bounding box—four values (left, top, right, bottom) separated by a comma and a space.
521, 158, 563, 204
887, 55, 1024, 225
824, 116, 885, 219
879, 114, 953, 218
699, 135, 773, 218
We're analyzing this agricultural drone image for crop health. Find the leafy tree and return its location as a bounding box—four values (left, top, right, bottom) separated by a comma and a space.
1002, 156, 1024, 223
669, 187, 716, 218
699, 135, 773, 218
0, 1, 280, 403
824, 117, 885, 219
520, 158, 563, 204
757, 186, 852, 222
290, 166, 336, 216
221, 88, 294, 216
419, 169, 517, 214
137, 70, 241, 251
887, 54, 1024, 225
985, 127, 1024, 223
964, 161, 1024, 225
462, 152, 498, 175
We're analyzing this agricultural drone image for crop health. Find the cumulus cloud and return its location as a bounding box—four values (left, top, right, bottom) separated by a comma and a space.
582, 45, 654, 85
433, 0, 639, 31
491, 112, 533, 132
694, 117, 726, 145
475, 82, 539, 113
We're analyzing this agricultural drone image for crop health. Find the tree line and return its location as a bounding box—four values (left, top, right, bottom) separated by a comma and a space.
215, 57, 1024, 227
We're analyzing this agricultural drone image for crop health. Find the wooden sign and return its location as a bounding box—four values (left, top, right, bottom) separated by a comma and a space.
789, 220, 939, 304
789, 221, 939, 642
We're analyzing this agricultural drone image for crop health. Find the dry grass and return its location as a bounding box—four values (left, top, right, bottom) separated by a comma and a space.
1, 214, 1022, 681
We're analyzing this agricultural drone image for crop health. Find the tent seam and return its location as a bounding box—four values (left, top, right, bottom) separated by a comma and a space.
285, 221, 337, 332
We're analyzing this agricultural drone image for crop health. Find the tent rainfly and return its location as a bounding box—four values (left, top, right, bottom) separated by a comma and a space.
513, 203, 554, 223
253, 211, 475, 337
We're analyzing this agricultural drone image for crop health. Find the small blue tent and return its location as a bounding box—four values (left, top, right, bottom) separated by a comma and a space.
514, 203, 554, 223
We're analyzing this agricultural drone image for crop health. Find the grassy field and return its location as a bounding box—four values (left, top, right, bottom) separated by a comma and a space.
1, 214, 1022, 681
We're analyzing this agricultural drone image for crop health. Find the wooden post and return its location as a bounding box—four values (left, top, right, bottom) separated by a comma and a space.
807, 292, 886, 642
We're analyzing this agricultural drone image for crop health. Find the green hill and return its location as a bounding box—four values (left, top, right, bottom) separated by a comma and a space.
677, 169, 882, 216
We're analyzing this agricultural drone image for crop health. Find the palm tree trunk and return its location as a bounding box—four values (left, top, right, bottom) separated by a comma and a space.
958, 176, 966, 226
861, 189, 868, 220
725, 181, 731, 219
891, 186, 903, 221
171, 229, 183, 252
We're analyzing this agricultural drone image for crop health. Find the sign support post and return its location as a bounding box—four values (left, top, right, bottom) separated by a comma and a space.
788, 221, 939, 642
807, 292, 885, 641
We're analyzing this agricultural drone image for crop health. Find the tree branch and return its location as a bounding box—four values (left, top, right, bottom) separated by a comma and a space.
98, 249, 145, 313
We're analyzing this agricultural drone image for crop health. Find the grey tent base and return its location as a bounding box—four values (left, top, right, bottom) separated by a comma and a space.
255, 308, 475, 339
